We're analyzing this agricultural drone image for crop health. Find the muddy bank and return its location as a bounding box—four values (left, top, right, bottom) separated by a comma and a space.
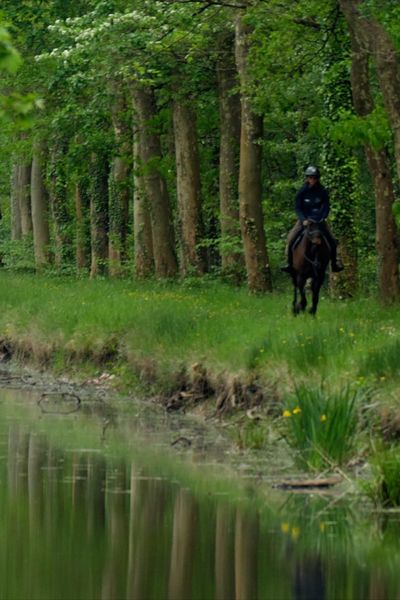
0, 337, 282, 418
3, 335, 400, 505
0, 336, 397, 447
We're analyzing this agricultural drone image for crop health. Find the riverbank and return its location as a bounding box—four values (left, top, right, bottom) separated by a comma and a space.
1, 271, 400, 485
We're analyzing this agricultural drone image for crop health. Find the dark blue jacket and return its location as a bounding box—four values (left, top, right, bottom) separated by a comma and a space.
294, 182, 330, 222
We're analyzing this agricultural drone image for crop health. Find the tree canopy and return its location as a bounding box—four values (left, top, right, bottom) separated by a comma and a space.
1, 0, 399, 301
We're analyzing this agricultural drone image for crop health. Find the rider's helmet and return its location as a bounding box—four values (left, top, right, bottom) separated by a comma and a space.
304, 165, 320, 179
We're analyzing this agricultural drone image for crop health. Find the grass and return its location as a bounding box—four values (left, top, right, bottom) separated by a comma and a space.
1, 272, 400, 489
364, 447, 400, 507
0, 272, 398, 388
281, 385, 360, 470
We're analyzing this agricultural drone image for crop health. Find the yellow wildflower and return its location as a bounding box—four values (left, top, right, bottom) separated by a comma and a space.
291, 527, 300, 540
281, 522, 290, 534
320, 414, 327, 422
293, 406, 302, 415
282, 410, 292, 418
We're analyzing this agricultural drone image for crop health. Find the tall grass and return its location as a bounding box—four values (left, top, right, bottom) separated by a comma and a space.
359, 339, 400, 380
282, 385, 359, 470
367, 447, 400, 507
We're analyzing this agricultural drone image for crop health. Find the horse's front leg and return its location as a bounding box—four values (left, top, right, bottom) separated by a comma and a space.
299, 278, 307, 312
293, 276, 307, 315
309, 277, 323, 315
292, 280, 298, 315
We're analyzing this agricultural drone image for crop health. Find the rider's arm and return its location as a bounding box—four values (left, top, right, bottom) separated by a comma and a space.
294, 187, 306, 221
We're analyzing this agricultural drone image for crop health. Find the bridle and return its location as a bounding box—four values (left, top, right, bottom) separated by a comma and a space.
302, 223, 326, 272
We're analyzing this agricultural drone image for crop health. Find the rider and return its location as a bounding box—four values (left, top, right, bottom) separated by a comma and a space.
281, 165, 344, 273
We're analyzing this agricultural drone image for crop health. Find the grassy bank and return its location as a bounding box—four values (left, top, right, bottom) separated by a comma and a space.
0, 271, 398, 390
2, 271, 400, 490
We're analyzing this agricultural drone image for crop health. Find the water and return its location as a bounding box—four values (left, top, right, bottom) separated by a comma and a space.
0, 386, 400, 599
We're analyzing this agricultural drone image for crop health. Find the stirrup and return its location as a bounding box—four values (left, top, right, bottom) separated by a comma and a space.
280, 264, 293, 274
331, 262, 344, 273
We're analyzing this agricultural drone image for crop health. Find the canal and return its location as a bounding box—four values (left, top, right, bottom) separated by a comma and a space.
0, 385, 399, 599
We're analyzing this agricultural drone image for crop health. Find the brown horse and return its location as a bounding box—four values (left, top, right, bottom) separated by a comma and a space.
290, 221, 330, 315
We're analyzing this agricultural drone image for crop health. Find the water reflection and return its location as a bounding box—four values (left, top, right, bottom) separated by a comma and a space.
2, 416, 400, 599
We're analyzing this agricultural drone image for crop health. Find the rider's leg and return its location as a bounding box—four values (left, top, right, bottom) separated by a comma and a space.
281, 221, 303, 273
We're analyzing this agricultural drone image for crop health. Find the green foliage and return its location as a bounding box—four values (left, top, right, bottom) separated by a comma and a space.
234, 420, 269, 450
367, 447, 400, 507
393, 201, 400, 229
0, 0, 397, 293
0, 236, 36, 272
310, 106, 392, 151
359, 339, 400, 380
0, 23, 21, 72
281, 385, 359, 470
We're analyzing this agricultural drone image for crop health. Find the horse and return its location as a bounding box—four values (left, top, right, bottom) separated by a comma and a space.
290, 221, 331, 316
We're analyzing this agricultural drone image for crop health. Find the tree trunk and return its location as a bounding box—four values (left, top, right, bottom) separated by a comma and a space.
217, 39, 243, 275
75, 180, 90, 271
132, 85, 177, 278
31, 142, 50, 268
348, 23, 399, 302
10, 164, 22, 241
48, 140, 71, 267
89, 154, 109, 278
109, 86, 131, 278
19, 163, 32, 236
133, 135, 154, 278
338, 0, 400, 182
235, 14, 272, 293
173, 99, 206, 276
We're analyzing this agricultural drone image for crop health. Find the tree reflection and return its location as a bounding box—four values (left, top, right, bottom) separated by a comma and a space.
2, 418, 400, 600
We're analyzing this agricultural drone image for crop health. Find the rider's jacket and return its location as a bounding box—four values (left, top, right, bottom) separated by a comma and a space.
294, 182, 330, 223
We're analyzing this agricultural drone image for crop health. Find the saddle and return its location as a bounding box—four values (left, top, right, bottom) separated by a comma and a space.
291, 226, 332, 254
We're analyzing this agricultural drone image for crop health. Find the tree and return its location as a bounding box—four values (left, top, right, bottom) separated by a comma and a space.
133, 85, 178, 278
216, 32, 242, 275
341, 3, 399, 302
235, 10, 272, 293
338, 0, 400, 182
31, 140, 50, 268
173, 95, 206, 275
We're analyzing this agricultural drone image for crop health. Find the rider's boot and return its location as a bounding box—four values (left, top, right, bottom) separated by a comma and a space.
281, 264, 293, 274
281, 247, 294, 274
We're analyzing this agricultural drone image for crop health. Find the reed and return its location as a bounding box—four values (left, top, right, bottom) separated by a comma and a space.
281, 385, 359, 470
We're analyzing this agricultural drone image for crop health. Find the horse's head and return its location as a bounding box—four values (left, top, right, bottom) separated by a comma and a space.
305, 221, 323, 245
